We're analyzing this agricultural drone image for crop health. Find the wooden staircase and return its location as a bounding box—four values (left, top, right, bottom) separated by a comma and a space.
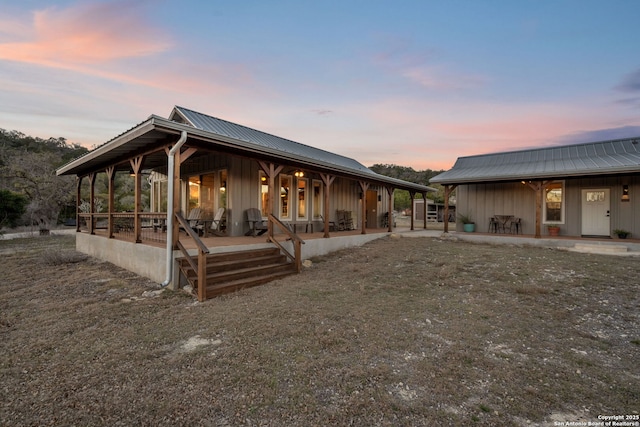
178, 247, 297, 299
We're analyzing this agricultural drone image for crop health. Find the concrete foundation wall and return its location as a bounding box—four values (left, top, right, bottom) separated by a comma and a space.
76, 231, 390, 287
76, 233, 168, 283
300, 232, 387, 259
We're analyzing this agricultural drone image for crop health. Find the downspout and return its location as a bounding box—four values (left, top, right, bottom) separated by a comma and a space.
161, 130, 188, 287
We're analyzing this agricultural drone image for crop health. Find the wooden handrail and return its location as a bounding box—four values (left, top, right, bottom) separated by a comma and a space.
267, 214, 305, 272
175, 212, 210, 254
175, 211, 210, 302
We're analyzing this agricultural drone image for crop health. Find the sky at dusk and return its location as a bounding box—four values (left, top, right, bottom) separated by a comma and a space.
1, 0, 640, 170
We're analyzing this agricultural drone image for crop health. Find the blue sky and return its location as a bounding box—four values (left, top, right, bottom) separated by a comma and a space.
1, 0, 639, 169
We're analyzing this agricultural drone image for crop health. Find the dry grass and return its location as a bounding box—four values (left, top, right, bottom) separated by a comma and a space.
1, 234, 639, 426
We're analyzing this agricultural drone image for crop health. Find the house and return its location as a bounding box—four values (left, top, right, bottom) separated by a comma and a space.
430, 137, 640, 238
57, 106, 435, 300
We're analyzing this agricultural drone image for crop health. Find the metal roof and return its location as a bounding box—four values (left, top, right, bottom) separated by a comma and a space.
430, 137, 640, 185
171, 106, 376, 175
57, 106, 435, 193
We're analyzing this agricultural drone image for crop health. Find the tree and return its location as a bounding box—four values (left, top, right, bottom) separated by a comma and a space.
369, 163, 449, 207
2, 151, 76, 232
0, 190, 27, 228
0, 128, 88, 232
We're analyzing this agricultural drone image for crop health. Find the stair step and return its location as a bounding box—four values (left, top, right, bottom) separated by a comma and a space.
190, 262, 294, 284
177, 246, 298, 300
180, 253, 287, 276
206, 270, 295, 298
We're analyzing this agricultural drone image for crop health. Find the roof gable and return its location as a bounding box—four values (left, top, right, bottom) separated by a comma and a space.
430, 137, 640, 184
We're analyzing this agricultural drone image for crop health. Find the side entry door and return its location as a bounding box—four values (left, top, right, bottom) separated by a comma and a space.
581, 189, 610, 236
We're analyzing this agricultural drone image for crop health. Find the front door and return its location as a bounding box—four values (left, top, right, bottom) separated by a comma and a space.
366, 190, 378, 228
581, 189, 610, 236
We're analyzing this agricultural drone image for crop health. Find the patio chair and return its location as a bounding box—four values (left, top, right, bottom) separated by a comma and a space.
320, 215, 336, 232
245, 208, 268, 237
488, 217, 498, 233
508, 217, 522, 234
180, 208, 203, 235
197, 207, 225, 237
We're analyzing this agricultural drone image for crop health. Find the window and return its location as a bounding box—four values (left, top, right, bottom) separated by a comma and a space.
544, 181, 564, 223
279, 175, 291, 219
151, 174, 168, 212
586, 190, 605, 202
259, 171, 269, 217
218, 169, 227, 209
297, 178, 308, 220
312, 180, 323, 220
186, 173, 216, 216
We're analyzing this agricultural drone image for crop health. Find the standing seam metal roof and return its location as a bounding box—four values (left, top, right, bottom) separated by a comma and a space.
430, 137, 640, 184
172, 106, 376, 175
56, 106, 435, 192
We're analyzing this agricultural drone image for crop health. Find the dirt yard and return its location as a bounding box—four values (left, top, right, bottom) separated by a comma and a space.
1, 234, 638, 426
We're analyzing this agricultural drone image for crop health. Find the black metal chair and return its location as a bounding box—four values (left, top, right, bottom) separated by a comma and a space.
509, 217, 522, 234
488, 217, 498, 233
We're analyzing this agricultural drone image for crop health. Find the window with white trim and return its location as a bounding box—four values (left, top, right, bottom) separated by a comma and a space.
279, 175, 292, 220
297, 178, 308, 220
259, 171, 269, 217
312, 180, 323, 220
544, 181, 564, 223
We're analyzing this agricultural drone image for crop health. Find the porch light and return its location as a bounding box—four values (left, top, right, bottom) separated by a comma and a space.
294, 170, 304, 178
622, 184, 629, 201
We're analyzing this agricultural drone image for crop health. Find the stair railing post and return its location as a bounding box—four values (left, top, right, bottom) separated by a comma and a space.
295, 239, 302, 273
197, 249, 207, 302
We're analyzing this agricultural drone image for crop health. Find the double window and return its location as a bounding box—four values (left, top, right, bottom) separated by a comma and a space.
259, 173, 323, 221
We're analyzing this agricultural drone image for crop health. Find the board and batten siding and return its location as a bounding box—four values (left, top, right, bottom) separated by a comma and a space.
455, 174, 639, 237
161, 151, 394, 236
456, 182, 534, 234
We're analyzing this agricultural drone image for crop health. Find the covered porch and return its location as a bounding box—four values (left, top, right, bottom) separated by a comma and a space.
58, 107, 436, 300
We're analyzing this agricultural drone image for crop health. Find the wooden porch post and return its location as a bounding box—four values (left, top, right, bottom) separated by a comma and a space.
258, 161, 284, 239
320, 173, 335, 238
359, 181, 369, 235
409, 191, 416, 231
89, 172, 96, 235
169, 146, 197, 248
130, 157, 143, 243
386, 186, 394, 232
421, 192, 427, 229
106, 166, 115, 238
76, 176, 82, 232
526, 180, 548, 239
443, 184, 457, 233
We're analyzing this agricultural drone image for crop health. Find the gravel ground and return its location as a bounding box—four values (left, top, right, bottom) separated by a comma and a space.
1, 234, 638, 426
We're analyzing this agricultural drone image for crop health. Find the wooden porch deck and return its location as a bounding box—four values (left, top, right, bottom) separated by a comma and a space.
88, 226, 392, 250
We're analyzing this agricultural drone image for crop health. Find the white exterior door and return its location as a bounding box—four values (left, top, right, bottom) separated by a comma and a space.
581, 189, 610, 236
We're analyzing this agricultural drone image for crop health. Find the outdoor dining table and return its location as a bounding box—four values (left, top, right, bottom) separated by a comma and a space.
494, 215, 514, 233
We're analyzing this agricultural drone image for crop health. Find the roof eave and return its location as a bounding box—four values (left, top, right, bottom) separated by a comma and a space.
430, 167, 640, 185
56, 117, 163, 176
57, 115, 434, 192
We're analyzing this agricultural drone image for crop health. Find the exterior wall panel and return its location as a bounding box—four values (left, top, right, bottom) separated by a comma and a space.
456, 174, 639, 238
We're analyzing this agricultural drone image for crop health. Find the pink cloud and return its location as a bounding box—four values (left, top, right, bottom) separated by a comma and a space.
0, 1, 172, 66
402, 66, 487, 91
